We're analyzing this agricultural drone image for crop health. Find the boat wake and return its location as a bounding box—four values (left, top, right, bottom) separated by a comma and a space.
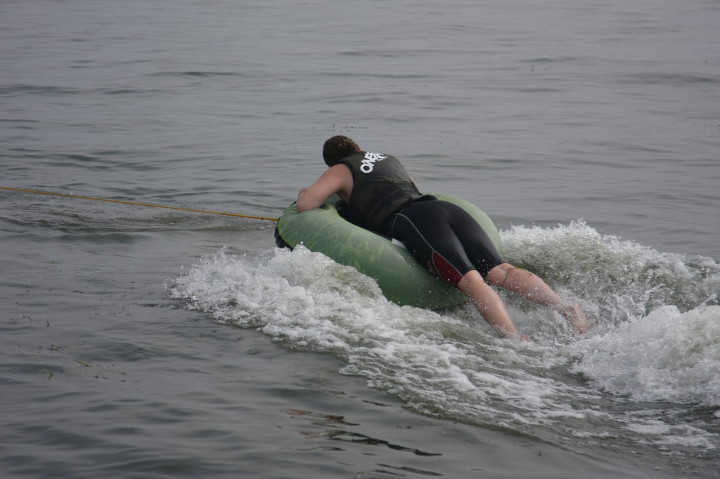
168, 220, 720, 465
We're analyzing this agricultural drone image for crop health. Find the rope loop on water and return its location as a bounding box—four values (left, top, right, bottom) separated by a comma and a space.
0, 186, 280, 222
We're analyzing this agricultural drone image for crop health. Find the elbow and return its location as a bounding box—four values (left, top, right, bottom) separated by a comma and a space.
295, 189, 314, 213
296, 201, 310, 213
297, 198, 321, 213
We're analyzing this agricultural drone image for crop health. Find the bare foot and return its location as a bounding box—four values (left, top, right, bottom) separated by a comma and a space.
556, 303, 589, 334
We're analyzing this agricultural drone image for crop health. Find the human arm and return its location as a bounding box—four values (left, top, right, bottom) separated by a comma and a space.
296, 164, 352, 212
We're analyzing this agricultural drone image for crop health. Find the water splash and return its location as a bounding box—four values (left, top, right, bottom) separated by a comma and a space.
168, 221, 720, 460
502, 220, 719, 323
571, 305, 720, 406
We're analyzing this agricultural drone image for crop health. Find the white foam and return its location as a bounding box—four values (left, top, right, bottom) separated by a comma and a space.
168, 246, 590, 427
571, 305, 720, 406
502, 220, 720, 322
168, 222, 720, 452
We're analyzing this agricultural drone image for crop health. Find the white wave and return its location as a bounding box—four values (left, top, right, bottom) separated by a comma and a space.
168, 246, 591, 428
168, 221, 720, 453
502, 220, 720, 321
571, 305, 720, 406
505, 221, 720, 406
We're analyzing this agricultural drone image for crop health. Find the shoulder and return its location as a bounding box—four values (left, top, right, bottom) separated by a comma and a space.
322, 163, 352, 180
337, 151, 365, 168
311, 164, 352, 194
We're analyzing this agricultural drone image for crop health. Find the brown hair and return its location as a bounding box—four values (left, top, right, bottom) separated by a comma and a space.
322, 135, 360, 166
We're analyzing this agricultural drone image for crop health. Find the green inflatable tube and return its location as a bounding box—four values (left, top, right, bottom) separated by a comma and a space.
275, 193, 503, 310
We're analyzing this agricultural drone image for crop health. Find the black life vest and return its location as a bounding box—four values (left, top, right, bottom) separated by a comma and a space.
339, 151, 424, 231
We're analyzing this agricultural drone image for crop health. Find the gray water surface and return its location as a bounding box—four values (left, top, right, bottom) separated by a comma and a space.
2, 0, 719, 477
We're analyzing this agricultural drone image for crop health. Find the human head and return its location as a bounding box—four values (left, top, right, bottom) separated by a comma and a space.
322, 135, 361, 166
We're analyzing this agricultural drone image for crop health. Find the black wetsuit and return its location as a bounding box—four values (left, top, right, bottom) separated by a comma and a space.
342, 151, 505, 286
377, 199, 502, 285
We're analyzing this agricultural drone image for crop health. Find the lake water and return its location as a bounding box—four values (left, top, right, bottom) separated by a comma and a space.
1, 0, 719, 477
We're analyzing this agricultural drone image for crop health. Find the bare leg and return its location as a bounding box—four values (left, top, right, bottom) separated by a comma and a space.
457, 270, 527, 339
486, 263, 589, 333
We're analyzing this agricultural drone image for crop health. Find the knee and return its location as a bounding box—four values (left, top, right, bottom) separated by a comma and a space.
457, 269, 485, 292
485, 263, 514, 286
487, 263, 534, 288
